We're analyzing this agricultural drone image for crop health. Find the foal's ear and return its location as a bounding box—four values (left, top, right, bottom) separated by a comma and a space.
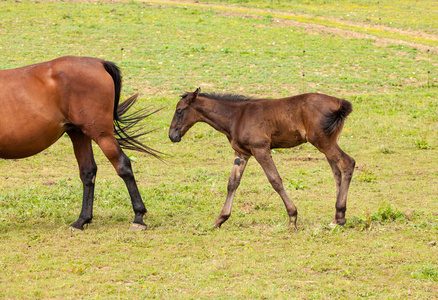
187, 87, 201, 104
194, 87, 201, 96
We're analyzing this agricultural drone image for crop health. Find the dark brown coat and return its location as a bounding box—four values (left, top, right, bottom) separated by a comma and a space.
169, 88, 355, 228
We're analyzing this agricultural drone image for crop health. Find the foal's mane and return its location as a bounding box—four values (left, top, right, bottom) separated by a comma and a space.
200, 92, 254, 102
181, 91, 255, 102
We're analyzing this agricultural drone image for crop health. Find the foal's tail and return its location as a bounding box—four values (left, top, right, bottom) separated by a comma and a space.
321, 99, 353, 136
103, 60, 162, 159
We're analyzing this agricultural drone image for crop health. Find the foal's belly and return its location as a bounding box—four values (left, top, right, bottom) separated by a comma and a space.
270, 129, 307, 149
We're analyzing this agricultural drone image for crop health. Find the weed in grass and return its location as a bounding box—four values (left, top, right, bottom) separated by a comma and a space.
371, 201, 405, 223
345, 213, 372, 231
285, 178, 307, 190
411, 265, 438, 282
347, 202, 407, 230
356, 168, 377, 183
414, 138, 432, 150
358, 290, 376, 298
379, 145, 394, 154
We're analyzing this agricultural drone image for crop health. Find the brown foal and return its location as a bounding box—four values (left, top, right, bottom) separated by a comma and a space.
0, 56, 159, 230
169, 88, 355, 228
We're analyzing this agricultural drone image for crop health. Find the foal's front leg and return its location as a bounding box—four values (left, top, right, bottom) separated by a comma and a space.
214, 152, 249, 228
252, 147, 298, 229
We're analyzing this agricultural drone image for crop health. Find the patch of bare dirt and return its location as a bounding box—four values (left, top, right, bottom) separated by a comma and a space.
145, 0, 438, 52
282, 157, 325, 162
273, 17, 437, 52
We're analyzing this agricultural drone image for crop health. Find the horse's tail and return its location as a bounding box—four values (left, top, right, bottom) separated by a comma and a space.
103, 61, 122, 121
103, 60, 162, 159
321, 99, 353, 136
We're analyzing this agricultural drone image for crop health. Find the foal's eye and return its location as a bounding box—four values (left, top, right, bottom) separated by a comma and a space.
176, 109, 184, 121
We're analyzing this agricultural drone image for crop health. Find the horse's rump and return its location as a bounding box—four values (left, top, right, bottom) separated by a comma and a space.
320, 99, 353, 136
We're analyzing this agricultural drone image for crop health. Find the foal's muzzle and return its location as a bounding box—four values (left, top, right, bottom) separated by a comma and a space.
169, 128, 182, 143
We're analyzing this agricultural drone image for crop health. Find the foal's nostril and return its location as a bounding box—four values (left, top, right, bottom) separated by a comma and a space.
169, 128, 182, 143
170, 135, 181, 142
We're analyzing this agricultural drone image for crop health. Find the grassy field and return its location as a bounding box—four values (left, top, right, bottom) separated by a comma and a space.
0, 0, 437, 299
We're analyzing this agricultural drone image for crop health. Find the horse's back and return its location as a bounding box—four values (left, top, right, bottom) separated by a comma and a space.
271, 93, 345, 127
234, 93, 346, 150
233, 96, 308, 150
0, 56, 113, 159
0, 56, 107, 105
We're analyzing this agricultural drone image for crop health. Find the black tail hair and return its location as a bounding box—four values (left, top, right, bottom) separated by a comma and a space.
103, 60, 162, 159
103, 61, 122, 121
321, 99, 353, 135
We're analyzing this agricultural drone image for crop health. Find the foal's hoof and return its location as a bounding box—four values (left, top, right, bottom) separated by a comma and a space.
213, 216, 229, 228
329, 218, 346, 228
288, 213, 298, 230
129, 223, 147, 231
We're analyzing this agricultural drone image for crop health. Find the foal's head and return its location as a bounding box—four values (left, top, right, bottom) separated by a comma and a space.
169, 87, 201, 142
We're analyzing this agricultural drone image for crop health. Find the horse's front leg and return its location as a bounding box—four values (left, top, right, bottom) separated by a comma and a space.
214, 152, 249, 228
68, 130, 97, 230
252, 147, 298, 229
96, 136, 147, 231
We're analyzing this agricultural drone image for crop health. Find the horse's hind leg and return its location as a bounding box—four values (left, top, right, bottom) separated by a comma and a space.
324, 145, 355, 226
252, 148, 298, 229
214, 152, 249, 228
95, 135, 147, 230
67, 130, 97, 230
327, 158, 342, 204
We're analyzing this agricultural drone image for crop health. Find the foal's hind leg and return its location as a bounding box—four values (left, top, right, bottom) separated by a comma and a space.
327, 158, 342, 204
68, 130, 97, 230
214, 152, 249, 228
324, 146, 355, 226
95, 135, 147, 230
252, 148, 298, 229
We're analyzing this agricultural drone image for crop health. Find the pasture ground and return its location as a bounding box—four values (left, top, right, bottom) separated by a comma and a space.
0, 0, 437, 299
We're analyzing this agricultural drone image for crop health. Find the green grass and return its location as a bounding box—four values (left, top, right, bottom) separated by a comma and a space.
1, 0, 438, 299
182, 0, 438, 35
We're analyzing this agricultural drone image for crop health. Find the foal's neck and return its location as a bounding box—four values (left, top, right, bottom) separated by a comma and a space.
195, 97, 242, 138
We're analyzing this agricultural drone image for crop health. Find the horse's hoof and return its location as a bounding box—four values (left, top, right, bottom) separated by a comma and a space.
69, 226, 85, 236
70, 222, 85, 231
130, 223, 147, 231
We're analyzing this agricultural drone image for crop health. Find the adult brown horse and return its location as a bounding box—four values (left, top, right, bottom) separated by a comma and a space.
169, 88, 355, 229
0, 56, 159, 231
